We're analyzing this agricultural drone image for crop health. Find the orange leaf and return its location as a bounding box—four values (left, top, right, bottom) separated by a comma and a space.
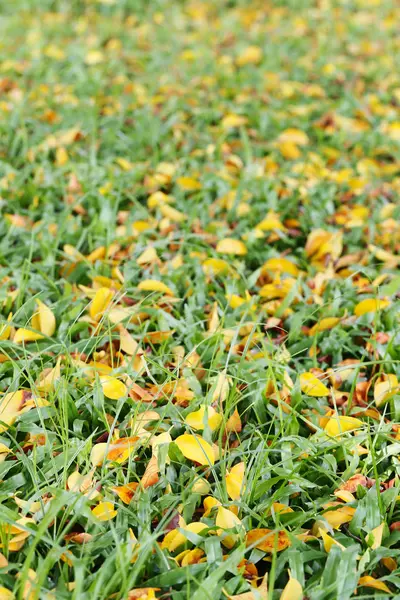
246, 529, 290, 552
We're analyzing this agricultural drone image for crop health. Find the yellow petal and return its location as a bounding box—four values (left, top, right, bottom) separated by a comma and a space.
354, 298, 390, 317
216, 506, 244, 549
92, 502, 117, 522
216, 238, 247, 256
324, 415, 363, 437
280, 574, 303, 600
90, 287, 114, 320
226, 462, 245, 500
100, 376, 127, 400
185, 405, 222, 432
36, 299, 56, 336
300, 372, 330, 397
137, 279, 174, 296
175, 434, 215, 466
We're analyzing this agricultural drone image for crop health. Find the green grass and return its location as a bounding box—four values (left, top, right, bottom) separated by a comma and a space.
0, 0, 400, 598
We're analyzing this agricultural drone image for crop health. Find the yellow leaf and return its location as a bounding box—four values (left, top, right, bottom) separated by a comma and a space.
305, 229, 343, 263
0, 313, 12, 341
115, 157, 133, 171
175, 434, 215, 466
37, 356, 62, 392
36, 299, 56, 336
92, 501, 117, 521
85, 50, 104, 65
137, 247, 159, 265
319, 529, 344, 553
176, 176, 202, 191
119, 326, 140, 356
216, 506, 244, 549
278, 141, 301, 160
208, 302, 219, 333
0, 586, 14, 599
278, 128, 309, 146
13, 328, 44, 343
270, 503, 293, 515
323, 506, 355, 529
55, 146, 68, 166
324, 415, 363, 437
216, 238, 247, 256
261, 257, 299, 276
226, 462, 245, 500
309, 317, 340, 336
221, 114, 248, 129
203, 258, 230, 276
366, 522, 384, 550
90, 287, 114, 320
354, 298, 390, 317
256, 211, 286, 231
100, 376, 127, 400
374, 374, 399, 407
185, 405, 222, 432
160, 204, 186, 222
358, 575, 391, 594
137, 279, 174, 296
300, 372, 330, 397
236, 45, 262, 66
280, 573, 303, 600
224, 574, 268, 600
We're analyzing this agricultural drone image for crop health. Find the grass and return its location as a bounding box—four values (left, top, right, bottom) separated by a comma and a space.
0, 0, 400, 598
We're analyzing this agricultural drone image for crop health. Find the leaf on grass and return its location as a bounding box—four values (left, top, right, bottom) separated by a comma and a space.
175, 434, 215, 466
354, 298, 390, 317
185, 405, 222, 432
319, 528, 344, 553
374, 374, 399, 407
358, 576, 391, 594
91, 501, 117, 522
366, 522, 384, 550
226, 462, 245, 500
100, 376, 127, 400
300, 372, 330, 396
280, 572, 303, 600
216, 238, 247, 256
216, 506, 244, 549
90, 287, 114, 320
324, 415, 363, 437
246, 529, 290, 552
137, 279, 174, 296
112, 482, 139, 504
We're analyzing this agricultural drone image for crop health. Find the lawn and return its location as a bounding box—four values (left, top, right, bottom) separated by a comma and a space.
0, 0, 400, 598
